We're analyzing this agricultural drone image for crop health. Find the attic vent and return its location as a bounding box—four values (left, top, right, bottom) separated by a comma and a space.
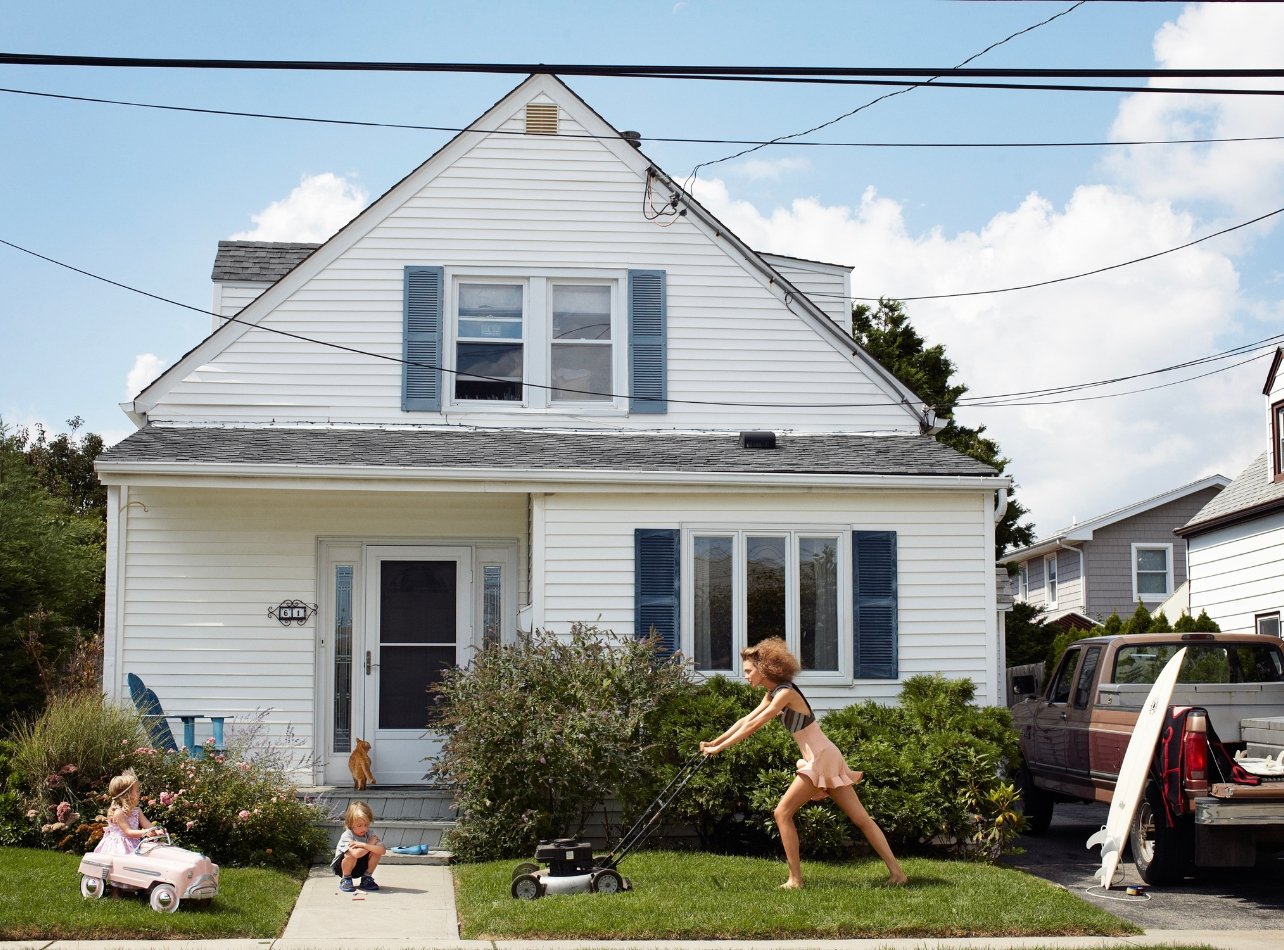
525, 102, 559, 135
739, 430, 777, 450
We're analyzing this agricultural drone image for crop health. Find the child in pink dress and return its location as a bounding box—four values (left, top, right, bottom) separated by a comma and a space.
94, 768, 160, 855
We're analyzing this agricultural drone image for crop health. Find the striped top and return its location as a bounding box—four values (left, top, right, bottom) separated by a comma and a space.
770, 682, 816, 734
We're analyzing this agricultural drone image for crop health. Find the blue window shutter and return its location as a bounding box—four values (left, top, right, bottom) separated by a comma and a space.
628, 269, 667, 413
635, 528, 680, 654
853, 530, 898, 679
403, 266, 444, 411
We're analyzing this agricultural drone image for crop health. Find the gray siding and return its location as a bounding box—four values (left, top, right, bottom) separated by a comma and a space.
1084, 487, 1223, 619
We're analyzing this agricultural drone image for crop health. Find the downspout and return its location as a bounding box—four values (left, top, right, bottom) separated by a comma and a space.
993, 486, 1008, 705
993, 487, 1008, 524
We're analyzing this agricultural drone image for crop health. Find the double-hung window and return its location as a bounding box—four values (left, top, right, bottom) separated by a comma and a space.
692, 530, 844, 677
1044, 553, 1058, 606
1132, 543, 1172, 602
551, 283, 612, 402
403, 267, 664, 413
455, 282, 524, 401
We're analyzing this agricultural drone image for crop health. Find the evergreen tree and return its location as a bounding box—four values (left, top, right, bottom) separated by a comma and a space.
851, 298, 1036, 558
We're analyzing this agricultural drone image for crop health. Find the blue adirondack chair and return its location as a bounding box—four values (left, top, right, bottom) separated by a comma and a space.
126, 673, 226, 756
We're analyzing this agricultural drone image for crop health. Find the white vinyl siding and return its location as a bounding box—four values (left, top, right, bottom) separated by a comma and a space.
107, 486, 526, 770
1187, 508, 1284, 635
540, 488, 998, 708
145, 95, 912, 434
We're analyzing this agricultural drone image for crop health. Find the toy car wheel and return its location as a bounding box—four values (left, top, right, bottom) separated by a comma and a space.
149, 883, 180, 913
511, 862, 539, 880
80, 874, 107, 899
510, 873, 543, 900
590, 869, 623, 894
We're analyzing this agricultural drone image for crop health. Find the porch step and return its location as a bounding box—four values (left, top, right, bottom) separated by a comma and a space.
298, 785, 457, 862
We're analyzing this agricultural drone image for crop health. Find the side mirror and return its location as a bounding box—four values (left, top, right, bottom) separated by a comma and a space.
1011, 674, 1037, 697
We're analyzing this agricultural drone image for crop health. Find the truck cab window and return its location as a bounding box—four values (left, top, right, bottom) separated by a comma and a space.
1049, 649, 1080, 704
1074, 646, 1101, 708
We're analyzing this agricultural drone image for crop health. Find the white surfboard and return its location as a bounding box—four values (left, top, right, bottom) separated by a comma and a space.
1086, 646, 1186, 889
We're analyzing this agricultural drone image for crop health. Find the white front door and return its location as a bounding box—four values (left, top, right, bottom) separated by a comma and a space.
360, 545, 472, 784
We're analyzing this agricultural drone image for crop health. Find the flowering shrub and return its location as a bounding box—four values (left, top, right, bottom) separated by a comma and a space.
4, 693, 326, 867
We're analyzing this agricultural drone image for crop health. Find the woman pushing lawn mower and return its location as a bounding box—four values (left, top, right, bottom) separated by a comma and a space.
701, 637, 908, 890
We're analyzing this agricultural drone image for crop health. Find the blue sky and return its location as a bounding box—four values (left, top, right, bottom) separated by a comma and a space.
3, 1, 1283, 539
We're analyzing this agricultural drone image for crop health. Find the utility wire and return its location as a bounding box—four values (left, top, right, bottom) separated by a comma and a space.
690, 0, 1087, 180
848, 205, 1284, 301
0, 235, 1270, 411
6, 51, 1284, 80
4, 84, 1282, 150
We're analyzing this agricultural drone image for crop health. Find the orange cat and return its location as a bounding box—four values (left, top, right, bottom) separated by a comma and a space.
348, 739, 375, 791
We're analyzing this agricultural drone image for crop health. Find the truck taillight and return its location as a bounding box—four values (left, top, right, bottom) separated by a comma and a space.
1183, 710, 1209, 793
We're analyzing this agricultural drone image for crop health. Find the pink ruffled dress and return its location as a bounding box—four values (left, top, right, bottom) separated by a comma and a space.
771, 682, 860, 801
94, 806, 142, 855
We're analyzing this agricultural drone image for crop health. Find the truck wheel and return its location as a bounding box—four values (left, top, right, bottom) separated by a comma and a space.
1130, 781, 1194, 885
1015, 767, 1054, 835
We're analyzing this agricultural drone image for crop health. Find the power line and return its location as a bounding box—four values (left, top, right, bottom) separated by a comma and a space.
5, 51, 1284, 81
4, 84, 1281, 150
0, 236, 1269, 411
691, 0, 1087, 178
847, 205, 1284, 302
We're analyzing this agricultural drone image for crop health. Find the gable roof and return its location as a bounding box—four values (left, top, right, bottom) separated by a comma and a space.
97, 427, 999, 485
1000, 474, 1231, 564
1264, 346, 1284, 396
1177, 451, 1284, 536
127, 73, 929, 430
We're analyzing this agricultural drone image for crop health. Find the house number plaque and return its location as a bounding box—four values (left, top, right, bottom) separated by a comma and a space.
269, 600, 317, 626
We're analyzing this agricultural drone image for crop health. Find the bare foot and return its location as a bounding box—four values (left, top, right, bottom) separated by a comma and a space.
779, 880, 804, 890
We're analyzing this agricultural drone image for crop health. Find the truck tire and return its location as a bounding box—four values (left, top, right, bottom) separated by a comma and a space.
1130, 781, 1194, 885
1015, 767, 1054, 835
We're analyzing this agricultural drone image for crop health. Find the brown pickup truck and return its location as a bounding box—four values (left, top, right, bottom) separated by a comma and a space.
1011, 632, 1284, 884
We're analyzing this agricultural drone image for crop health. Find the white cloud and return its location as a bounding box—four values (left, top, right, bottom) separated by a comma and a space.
230, 172, 369, 242
689, 3, 1284, 539
126, 353, 166, 398
730, 157, 812, 181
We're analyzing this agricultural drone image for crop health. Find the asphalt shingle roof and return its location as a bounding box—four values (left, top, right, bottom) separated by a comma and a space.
211, 241, 320, 282
1180, 451, 1284, 534
99, 427, 998, 479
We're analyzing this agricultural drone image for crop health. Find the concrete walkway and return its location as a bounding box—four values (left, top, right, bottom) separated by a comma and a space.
2, 863, 1279, 949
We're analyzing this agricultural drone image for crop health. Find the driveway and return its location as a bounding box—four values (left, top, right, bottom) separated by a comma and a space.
1004, 801, 1284, 930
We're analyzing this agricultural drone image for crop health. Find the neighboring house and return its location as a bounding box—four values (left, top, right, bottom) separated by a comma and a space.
95, 74, 1008, 786
1000, 475, 1229, 626
1176, 348, 1284, 639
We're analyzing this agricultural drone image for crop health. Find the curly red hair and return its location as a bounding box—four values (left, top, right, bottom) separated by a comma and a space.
740, 637, 799, 682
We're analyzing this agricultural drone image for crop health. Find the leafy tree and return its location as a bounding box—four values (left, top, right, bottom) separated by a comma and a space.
851, 298, 1035, 558
0, 419, 106, 723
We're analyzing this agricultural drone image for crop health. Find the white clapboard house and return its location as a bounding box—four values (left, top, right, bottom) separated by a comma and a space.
96, 74, 1008, 790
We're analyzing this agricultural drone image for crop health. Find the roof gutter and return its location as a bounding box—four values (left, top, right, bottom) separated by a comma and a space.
95, 459, 1008, 492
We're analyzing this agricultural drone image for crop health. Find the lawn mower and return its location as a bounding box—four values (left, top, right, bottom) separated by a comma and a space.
510, 752, 707, 899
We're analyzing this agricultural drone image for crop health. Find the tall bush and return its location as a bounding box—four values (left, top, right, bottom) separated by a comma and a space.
431, 623, 691, 861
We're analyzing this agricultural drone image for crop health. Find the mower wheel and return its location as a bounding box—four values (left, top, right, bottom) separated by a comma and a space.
590, 869, 623, 894
511, 873, 543, 901
510, 862, 539, 880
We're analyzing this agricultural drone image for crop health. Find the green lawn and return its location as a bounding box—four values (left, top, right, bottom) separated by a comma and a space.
456, 851, 1140, 941
0, 847, 305, 940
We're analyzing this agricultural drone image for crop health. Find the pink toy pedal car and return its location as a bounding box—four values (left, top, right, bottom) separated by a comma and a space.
78, 830, 219, 913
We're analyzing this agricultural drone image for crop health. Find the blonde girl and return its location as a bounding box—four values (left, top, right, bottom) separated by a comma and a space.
93, 768, 159, 855
701, 637, 907, 889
